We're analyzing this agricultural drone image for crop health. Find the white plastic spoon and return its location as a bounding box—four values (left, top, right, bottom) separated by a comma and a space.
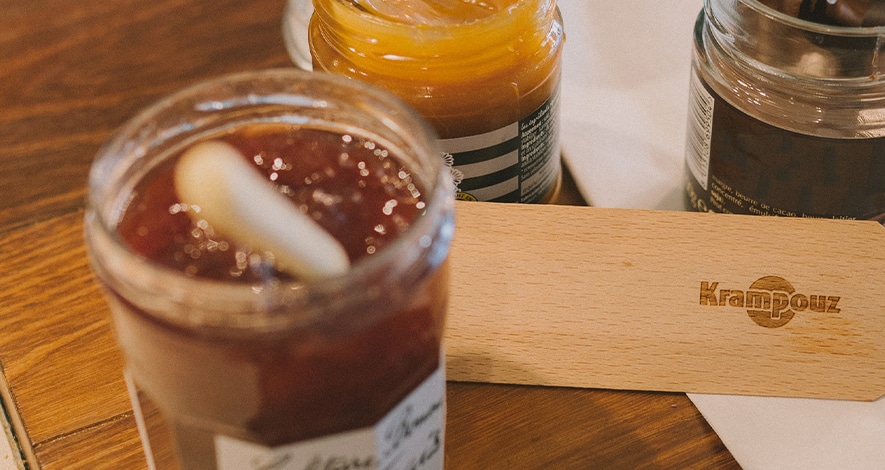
173, 140, 351, 280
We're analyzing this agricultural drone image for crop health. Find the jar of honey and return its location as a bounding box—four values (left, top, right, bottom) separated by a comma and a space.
684, 0, 885, 222
302, 0, 565, 203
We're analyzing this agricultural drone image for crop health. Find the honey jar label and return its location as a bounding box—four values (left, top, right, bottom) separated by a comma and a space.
685, 69, 885, 221
214, 366, 445, 470
441, 86, 561, 203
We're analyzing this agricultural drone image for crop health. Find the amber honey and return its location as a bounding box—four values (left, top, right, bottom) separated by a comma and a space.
308, 0, 564, 203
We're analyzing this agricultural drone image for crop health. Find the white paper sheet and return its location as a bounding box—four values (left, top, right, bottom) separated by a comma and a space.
1, 406, 22, 470
556, 0, 885, 468
558, 0, 694, 211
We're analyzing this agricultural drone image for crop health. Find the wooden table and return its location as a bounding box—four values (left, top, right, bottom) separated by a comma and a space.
0, 1, 740, 468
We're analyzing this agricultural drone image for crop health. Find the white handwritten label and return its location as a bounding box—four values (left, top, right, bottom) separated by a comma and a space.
376, 367, 445, 470
215, 366, 445, 470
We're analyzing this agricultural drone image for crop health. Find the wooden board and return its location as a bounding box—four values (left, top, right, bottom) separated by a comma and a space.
446, 201, 885, 401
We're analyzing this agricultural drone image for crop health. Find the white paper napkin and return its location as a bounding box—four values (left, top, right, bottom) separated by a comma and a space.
558, 0, 694, 211
1, 408, 22, 470
556, 0, 885, 468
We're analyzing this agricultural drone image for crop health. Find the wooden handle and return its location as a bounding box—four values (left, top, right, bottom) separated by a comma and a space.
445, 201, 885, 401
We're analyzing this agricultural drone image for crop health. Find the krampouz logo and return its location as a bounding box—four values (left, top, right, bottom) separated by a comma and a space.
700, 276, 841, 328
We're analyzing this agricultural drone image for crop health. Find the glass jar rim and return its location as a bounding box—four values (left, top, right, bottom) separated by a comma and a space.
742, 0, 885, 36
317, 0, 551, 30
85, 68, 454, 333
702, 0, 885, 112
310, 0, 559, 74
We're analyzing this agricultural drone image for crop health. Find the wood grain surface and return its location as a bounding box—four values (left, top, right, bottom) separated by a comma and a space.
448, 202, 885, 400
0, 0, 740, 468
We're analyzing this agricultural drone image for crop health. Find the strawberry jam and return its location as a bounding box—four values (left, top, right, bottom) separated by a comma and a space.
118, 123, 427, 282
106, 123, 448, 468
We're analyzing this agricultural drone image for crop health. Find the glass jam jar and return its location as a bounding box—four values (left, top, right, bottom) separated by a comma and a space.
84, 69, 453, 469
301, 0, 565, 203
684, 0, 885, 223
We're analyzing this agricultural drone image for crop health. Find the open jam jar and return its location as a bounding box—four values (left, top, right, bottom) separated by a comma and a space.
85, 69, 453, 469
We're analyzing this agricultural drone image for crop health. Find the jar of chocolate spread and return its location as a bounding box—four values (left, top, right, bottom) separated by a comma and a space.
684, 0, 885, 223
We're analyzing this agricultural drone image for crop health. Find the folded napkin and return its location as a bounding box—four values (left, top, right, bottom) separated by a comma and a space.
558, 0, 692, 211
556, 0, 885, 468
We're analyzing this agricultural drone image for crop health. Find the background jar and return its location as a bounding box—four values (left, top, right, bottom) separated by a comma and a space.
684, 0, 885, 222
304, 0, 565, 203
